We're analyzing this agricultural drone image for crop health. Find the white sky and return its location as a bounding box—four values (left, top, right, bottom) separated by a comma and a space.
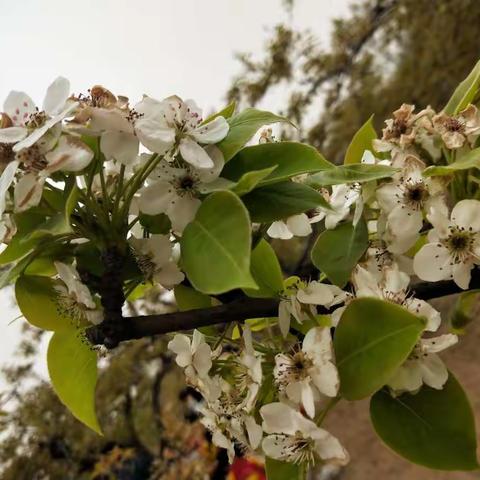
0, 0, 351, 380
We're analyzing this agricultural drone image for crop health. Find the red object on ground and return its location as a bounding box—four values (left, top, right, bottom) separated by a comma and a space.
227, 456, 266, 480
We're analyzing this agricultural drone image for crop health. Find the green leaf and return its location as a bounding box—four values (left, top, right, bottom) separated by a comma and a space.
334, 298, 425, 400
242, 181, 330, 223
444, 59, 480, 115
48, 327, 102, 434
307, 164, 397, 187
0, 212, 46, 265
311, 219, 368, 287
174, 284, 213, 311
139, 213, 171, 234
218, 109, 294, 161
15, 275, 71, 331
181, 190, 257, 294
244, 239, 283, 298
265, 458, 305, 480
344, 115, 377, 164
222, 142, 333, 185
202, 101, 236, 124
423, 147, 480, 176
370, 374, 478, 470
231, 166, 278, 196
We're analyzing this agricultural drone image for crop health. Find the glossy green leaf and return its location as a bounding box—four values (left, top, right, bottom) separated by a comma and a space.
231, 166, 278, 196
244, 239, 283, 298
444, 59, 480, 115
370, 374, 478, 470
218, 108, 293, 161
335, 298, 425, 400
139, 212, 171, 234
48, 327, 101, 434
181, 190, 256, 294
265, 458, 305, 480
344, 115, 377, 164
202, 101, 236, 124
423, 147, 480, 176
174, 284, 213, 311
15, 275, 70, 331
243, 181, 331, 223
222, 142, 333, 185
307, 164, 397, 187
0, 212, 46, 265
311, 219, 368, 287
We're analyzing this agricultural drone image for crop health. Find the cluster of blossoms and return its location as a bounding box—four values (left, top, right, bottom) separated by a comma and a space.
2, 74, 479, 474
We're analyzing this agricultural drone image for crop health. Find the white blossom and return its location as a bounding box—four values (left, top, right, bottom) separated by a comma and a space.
413, 199, 480, 289
274, 326, 339, 418
260, 402, 349, 466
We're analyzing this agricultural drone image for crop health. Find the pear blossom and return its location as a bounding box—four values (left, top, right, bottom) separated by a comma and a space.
376, 155, 446, 254
433, 105, 480, 149
413, 199, 480, 289
0, 77, 76, 152
274, 326, 339, 418
331, 265, 441, 331
134, 95, 229, 168
260, 402, 349, 466
387, 334, 458, 394
267, 213, 312, 239
278, 281, 346, 337
129, 234, 184, 287
309, 183, 363, 230
137, 146, 229, 232
53, 261, 103, 325
168, 329, 213, 380
233, 326, 263, 412
199, 407, 236, 462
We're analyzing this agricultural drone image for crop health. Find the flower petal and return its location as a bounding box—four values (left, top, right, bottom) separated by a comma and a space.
45, 135, 94, 173
138, 181, 176, 216
42, 76, 70, 115
0, 160, 19, 215
413, 243, 452, 282
14, 172, 44, 212
451, 199, 480, 232
0, 127, 27, 143
100, 131, 139, 165
179, 137, 214, 169
267, 221, 292, 240
191, 116, 229, 144
286, 214, 312, 237
4, 91, 36, 125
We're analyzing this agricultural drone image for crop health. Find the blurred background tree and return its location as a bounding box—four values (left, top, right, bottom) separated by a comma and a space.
2, 0, 480, 478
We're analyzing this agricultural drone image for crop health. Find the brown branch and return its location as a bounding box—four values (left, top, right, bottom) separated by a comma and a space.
86, 269, 480, 347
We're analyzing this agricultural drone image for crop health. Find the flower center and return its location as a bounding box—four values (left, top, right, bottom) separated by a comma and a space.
400, 179, 429, 210
16, 145, 48, 172
25, 109, 48, 130
444, 117, 464, 133
274, 433, 315, 465
443, 227, 476, 263
132, 251, 156, 280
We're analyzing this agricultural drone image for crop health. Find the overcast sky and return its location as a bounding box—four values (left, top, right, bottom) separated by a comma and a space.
0, 0, 350, 379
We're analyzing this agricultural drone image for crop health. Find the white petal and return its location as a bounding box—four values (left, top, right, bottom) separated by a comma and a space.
310, 362, 339, 398
167, 334, 192, 368
14, 173, 44, 212
278, 300, 291, 338
420, 354, 449, 389
262, 435, 294, 461
421, 334, 458, 354
388, 362, 423, 393
4, 91, 35, 125
179, 137, 214, 169
267, 221, 292, 240
406, 299, 441, 332
191, 116, 229, 144
376, 182, 401, 213
168, 194, 201, 233
260, 402, 297, 435
244, 415, 263, 449
451, 199, 480, 232
313, 430, 349, 465
196, 145, 225, 183
0, 126, 27, 143
297, 281, 335, 306
300, 381, 316, 419
0, 160, 19, 215
193, 342, 212, 377
383, 265, 410, 294
45, 136, 94, 173
286, 214, 312, 237
413, 243, 452, 282
153, 261, 185, 288
138, 181, 176, 215
100, 131, 139, 165
452, 261, 473, 290
43, 76, 70, 115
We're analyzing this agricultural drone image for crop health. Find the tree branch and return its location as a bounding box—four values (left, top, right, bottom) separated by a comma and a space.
86, 268, 480, 347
